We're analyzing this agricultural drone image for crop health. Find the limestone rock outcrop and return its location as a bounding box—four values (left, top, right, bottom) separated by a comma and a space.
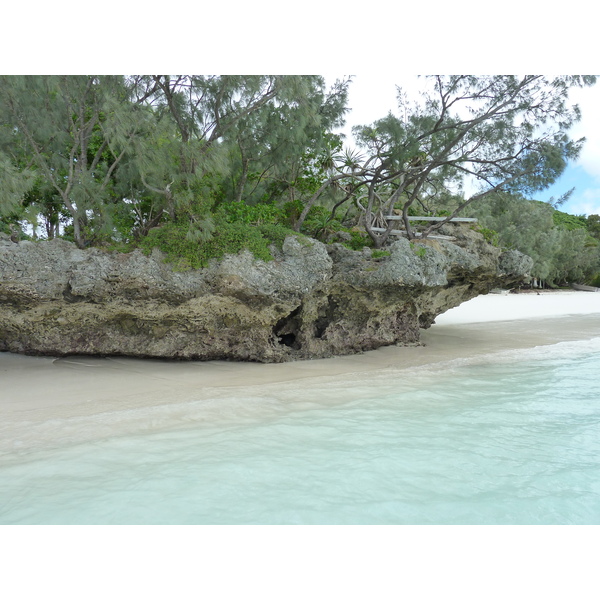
0, 225, 532, 362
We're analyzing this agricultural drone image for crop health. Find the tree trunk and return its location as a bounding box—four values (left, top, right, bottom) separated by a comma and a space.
234, 157, 250, 203
294, 172, 357, 232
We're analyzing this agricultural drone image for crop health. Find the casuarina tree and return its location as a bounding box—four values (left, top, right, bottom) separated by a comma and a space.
294, 75, 596, 248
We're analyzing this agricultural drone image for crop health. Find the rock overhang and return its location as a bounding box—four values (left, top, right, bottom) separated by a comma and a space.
0, 229, 533, 362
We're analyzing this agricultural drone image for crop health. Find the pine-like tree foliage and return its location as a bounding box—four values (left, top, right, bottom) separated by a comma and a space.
470, 192, 600, 285
1, 73, 598, 285
0, 76, 147, 246
0, 75, 350, 246
0, 152, 36, 217
345, 75, 596, 246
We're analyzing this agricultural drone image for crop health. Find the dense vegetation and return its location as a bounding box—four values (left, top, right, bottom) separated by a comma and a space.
470, 194, 600, 286
1, 75, 599, 284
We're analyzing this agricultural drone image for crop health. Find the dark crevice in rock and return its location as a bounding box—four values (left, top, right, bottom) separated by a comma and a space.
62, 282, 87, 303
314, 295, 337, 339
274, 306, 302, 350
278, 333, 297, 348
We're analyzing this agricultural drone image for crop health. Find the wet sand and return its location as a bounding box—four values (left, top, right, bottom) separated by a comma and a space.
1, 291, 599, 458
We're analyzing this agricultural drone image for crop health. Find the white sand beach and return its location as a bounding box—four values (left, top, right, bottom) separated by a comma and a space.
1, 290, 599, 459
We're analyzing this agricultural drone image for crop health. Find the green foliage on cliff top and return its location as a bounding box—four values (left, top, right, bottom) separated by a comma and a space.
371, 249, 391, 258
475, 226, 500, 246
139, 218, 298, 270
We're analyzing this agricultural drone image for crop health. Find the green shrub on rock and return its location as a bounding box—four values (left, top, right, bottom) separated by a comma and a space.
139, 218, 299, 270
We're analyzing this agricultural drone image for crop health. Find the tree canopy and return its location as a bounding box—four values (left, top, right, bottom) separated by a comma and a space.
1, 74, 598, 284
294, 75, 595, 246
470, 192, 600, 286
0, 75, 350, 248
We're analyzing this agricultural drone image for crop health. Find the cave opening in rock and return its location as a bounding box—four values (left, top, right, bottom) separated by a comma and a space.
273, 306, 302, 349
277, 333, 297, 348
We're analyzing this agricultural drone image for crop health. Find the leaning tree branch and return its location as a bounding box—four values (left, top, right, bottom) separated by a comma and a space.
294, 170, 366, 231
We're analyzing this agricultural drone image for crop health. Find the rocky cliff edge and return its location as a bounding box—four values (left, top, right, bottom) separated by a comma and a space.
0, 225, 533, 362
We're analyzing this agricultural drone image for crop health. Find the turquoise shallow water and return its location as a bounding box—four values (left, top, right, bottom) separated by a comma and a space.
1, 338, 599, 525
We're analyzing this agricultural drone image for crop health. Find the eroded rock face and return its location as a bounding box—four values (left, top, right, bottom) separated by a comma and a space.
0, 226, 532, 362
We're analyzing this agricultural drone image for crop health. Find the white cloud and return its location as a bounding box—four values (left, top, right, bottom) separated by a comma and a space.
568, 188, 600, 216
329, 75, 424, 142
566, 84, 600, 182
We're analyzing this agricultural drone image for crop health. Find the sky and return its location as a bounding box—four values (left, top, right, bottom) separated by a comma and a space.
329, 75, 600, 217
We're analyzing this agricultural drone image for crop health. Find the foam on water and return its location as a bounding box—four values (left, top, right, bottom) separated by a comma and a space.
1, 338, 599, 525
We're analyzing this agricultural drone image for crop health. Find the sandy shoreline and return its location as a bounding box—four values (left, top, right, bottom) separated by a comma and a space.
1, 291, 599, 459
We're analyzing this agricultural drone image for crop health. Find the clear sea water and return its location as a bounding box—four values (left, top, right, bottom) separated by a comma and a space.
1, 338, 599, 525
